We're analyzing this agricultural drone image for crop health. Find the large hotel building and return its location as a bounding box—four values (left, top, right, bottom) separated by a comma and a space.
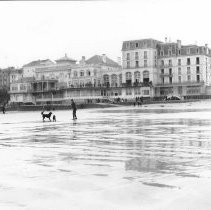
9, 38, 211, 105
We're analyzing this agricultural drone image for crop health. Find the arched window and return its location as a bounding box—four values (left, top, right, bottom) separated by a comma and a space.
103, 74, 110, 87
111, 74, 118, 87
143, 70, 149, 83
134, 71, 140, 83
126, 72, 132, 85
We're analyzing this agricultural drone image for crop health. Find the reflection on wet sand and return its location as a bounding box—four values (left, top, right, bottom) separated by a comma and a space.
1, 104, 211, 209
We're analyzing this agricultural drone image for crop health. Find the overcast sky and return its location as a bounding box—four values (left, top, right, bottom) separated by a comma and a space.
0, 0, 211, 68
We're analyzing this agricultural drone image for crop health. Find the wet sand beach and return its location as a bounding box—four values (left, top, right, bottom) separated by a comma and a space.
1, 101, 211, 209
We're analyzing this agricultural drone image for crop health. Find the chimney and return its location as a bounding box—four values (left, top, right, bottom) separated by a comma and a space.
205, 44, 208, 54
177, 40, 181, 49
80, 56, 86, 65
102, 54, 106, 63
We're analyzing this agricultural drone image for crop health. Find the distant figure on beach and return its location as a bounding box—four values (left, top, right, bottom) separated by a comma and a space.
71, 99, 77, 120
2, 105, 5, 114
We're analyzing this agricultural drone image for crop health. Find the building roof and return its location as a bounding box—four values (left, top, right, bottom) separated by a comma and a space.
23, 59, 53, 68
86, 55, 120, 67
122, 38, 163, 51
55, 54, 76, 63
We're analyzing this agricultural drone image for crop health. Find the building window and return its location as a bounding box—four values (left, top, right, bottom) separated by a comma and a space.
103, 74, 110, 87
126, 72, 132, 85
187, 58, 191, 65
135, 88, 141, 95
197, 75, 200, 82
196, 48, 199, 54
196, 66, 200, 74
74, 71, 78, 77
162, 77, 164, 84
143, 90, 150, 95
144, 51, 147, 59
135, 52, 139, 60
161, 69, 164, 74
134, 71, 140, 83
160, 51, 164, 56
169, 77, 172, 84
126, 53, 130, 60
127, 61, 130, 68
143, 70, 149, 83
135, 61, 139, 68
187, 48, 190, 54
178, 67, 181, 75
178, 59, 181, 66
144, 60, 147, 67
86, 70, 91, 76
187, 75, 191, 81
126, 88, 132, 95
187, 67, 191, 74
169, 68, 172, 75
135, 43, 139, 48
161, 60, 164, 66
169, 50, 172, 56
80, 71, 84, 77
94, 69, 97, 76
196, 57, 200, 65
178, 76, 182, 83
169, 59, 172, 66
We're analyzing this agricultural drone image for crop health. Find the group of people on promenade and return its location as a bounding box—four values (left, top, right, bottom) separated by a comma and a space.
134, 97, 143, 106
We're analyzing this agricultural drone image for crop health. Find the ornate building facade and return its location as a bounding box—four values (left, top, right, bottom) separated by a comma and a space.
8, 39, 211, 105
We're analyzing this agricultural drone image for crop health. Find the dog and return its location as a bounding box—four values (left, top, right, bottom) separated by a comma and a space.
41, 111, 52, 121
53, 115, 56, 122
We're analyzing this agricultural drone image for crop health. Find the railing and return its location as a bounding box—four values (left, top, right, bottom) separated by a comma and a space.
159, 64, 173, 68
160, 73, 173, 77
122, 81, 152, 87
155, 81, 205, 87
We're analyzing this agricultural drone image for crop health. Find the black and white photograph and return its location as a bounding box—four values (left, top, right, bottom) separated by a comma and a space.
1, 0, 211, 209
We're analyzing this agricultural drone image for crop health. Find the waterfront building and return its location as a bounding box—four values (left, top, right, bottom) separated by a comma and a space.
155, 40, 211, 98
122, 38, 211, 99
0, 67, 14, 90
121, 39, 161, 99
64, 54, 122, 103
9, 54, 121, 105
9, 38, 211, 105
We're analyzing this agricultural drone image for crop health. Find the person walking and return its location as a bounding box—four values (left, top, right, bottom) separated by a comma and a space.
71, 99, 77, 120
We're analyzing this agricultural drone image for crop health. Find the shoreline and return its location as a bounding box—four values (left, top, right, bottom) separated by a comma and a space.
4, 99, 207, 112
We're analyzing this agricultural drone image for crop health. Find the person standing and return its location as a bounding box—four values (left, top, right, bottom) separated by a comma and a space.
2, 104, 5, 114
71, 99, 77, 120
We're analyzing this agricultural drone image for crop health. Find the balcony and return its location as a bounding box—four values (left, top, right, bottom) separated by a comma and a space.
122, 81, 152, 87
159, 64, 173, 68
155, 81, 205, 87
160, 73, 173, 77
